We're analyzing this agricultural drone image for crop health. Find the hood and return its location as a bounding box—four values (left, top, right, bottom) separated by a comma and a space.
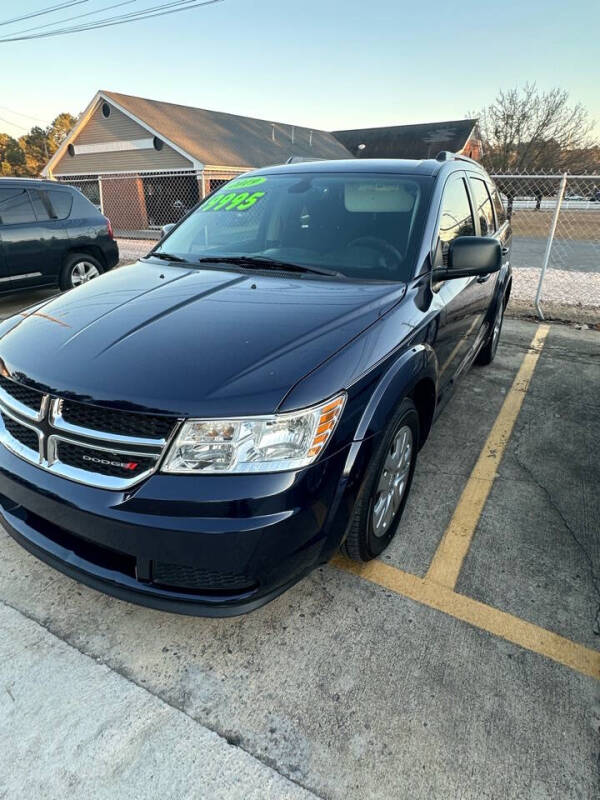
0, 262, 405, 417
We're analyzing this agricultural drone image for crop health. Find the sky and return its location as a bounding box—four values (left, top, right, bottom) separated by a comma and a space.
0, 0, 598, 138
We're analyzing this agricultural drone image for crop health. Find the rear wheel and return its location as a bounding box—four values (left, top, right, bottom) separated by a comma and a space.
476, 297, 504, 366
342, 398, 419, 561
60, 253, 103, 291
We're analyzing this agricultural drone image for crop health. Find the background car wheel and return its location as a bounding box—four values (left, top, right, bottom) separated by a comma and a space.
342, 398, 420, 562
476, 297, 504, 366
60, 253, 103, 291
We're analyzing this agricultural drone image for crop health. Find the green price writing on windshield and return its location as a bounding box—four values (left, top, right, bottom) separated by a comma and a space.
200, 190, 265, 212
228, 176, 267, 189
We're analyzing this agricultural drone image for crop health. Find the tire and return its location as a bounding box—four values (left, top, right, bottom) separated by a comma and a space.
59, 253, 103, 291
476, 296, 504, 366
342, 398, 420, 562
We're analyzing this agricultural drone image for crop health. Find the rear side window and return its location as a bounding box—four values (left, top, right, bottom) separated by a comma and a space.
0, 188, 36, 225
438, 176, 475, 264
46, 189, 73, 220
490, 186, 507, 226
469, 178, 496, 235
29, 190, 52, 221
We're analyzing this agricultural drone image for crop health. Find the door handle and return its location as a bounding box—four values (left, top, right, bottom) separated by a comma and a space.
501, 246, 510, 256
477, 274, 491, 283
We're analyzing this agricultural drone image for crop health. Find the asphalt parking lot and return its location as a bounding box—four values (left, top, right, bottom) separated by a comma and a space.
0, 314, 599, 799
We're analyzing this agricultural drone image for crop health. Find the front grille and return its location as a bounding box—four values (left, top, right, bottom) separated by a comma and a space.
0, 374, 43, 413
56, 440, 156, 479
1, 412, 39, 451
0, 378, 171, 488
60, 399, 174, 441
152, 561, 256, 593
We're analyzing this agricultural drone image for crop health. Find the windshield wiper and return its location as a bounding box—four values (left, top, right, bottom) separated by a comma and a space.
196, 255, 342, 277
146, 251, 187, 263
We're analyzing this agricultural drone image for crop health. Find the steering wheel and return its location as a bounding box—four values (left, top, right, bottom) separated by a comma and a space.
346, 236, 403, 271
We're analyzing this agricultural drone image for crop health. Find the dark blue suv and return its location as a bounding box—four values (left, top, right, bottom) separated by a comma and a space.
0, 155, 511, 615
0, 178, 119, 293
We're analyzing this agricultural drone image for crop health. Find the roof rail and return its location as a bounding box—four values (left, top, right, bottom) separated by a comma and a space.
285, 156, 327, 164
435, 150, 480, 166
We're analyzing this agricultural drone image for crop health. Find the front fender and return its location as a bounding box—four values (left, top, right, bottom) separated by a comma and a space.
340, 342, 437, 489
317, 343, 438, 558
352, 343, 437, 441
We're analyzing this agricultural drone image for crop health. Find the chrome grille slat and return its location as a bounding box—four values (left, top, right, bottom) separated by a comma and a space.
0, 407, 42, 464
55, 398, 173, 443
0, 384, 179, 490
46, 435, 160, 490
49, 399, 169, 447
0, 375, 47, 422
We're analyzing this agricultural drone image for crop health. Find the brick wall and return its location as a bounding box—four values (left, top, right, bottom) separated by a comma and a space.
100, 176, 148, 231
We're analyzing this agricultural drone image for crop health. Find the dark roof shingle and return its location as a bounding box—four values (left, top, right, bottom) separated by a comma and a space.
103, 90, 353, 167
332, 119, 478, 159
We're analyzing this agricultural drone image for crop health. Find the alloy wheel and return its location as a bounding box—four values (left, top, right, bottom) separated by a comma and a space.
372, 424, 413, 537
71, 261, 100, 287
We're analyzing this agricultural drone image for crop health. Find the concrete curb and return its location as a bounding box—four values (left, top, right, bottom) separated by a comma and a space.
0, 601, 321, 800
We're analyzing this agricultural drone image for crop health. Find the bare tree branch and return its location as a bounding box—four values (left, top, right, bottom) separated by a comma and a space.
476, 83, 599, 173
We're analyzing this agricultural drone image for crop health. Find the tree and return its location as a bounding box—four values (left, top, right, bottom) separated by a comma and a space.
477, 84, 599, 174
0, 133, 26, 175
19, 126, 50, 175
0, 111, 77, 176
47, 112, 77, 152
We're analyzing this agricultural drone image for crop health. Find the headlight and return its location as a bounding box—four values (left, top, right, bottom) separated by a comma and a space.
162, 393, 346, 474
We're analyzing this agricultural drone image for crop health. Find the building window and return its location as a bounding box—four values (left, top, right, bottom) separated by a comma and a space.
67, 144, 75, 157
101, 102, 111, 118
153, 137, 164, 151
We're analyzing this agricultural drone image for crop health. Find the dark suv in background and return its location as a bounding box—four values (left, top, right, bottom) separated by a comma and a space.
0, 178, 119, 294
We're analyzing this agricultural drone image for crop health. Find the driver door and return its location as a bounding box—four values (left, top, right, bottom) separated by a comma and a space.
432, 173, 482, 398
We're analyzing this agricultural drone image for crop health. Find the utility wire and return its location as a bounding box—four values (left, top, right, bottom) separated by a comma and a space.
0, 0, 223, 42
0, 116, 30, 133
0, 1, 89, 27
0, 105, 49, 124
6, 0, 137, 37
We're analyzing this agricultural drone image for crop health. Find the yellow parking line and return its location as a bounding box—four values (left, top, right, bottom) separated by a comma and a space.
426, 323, 551, 589
331, 556, 600, 681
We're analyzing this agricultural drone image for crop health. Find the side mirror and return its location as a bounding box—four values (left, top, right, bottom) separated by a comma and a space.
433, 236, 501, 281
161, 223, 176, 238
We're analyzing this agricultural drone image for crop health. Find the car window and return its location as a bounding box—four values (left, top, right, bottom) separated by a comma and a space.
29, 190, 52, 221
490, 186, 507, 227
45, 190, 73, 220
0, 188, 36, 225
193, 189, 266, 248
438, 176, 475, 264
469, 177, 496, 235
46, 189, 73, 219
156, 173, 433, 282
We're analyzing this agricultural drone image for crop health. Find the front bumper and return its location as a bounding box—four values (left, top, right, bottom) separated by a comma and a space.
0, 442, 353, 616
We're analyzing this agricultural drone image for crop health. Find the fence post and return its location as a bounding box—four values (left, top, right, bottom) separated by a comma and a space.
98, 176, 104, 215
535, 172, 567, 320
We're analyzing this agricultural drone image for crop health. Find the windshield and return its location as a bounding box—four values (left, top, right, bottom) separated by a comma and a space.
154, 172, 432, 281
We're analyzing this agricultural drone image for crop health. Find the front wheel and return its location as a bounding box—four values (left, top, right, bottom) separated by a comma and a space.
60, 253, 103, 291
342, 398, 420, 562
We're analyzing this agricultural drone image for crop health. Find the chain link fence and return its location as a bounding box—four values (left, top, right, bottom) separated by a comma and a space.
58, 168, 600, 323
57, 168, 248, 264
492, 173, 600, 321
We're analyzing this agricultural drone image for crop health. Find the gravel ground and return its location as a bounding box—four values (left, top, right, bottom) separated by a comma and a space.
511, 266, 600, 321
